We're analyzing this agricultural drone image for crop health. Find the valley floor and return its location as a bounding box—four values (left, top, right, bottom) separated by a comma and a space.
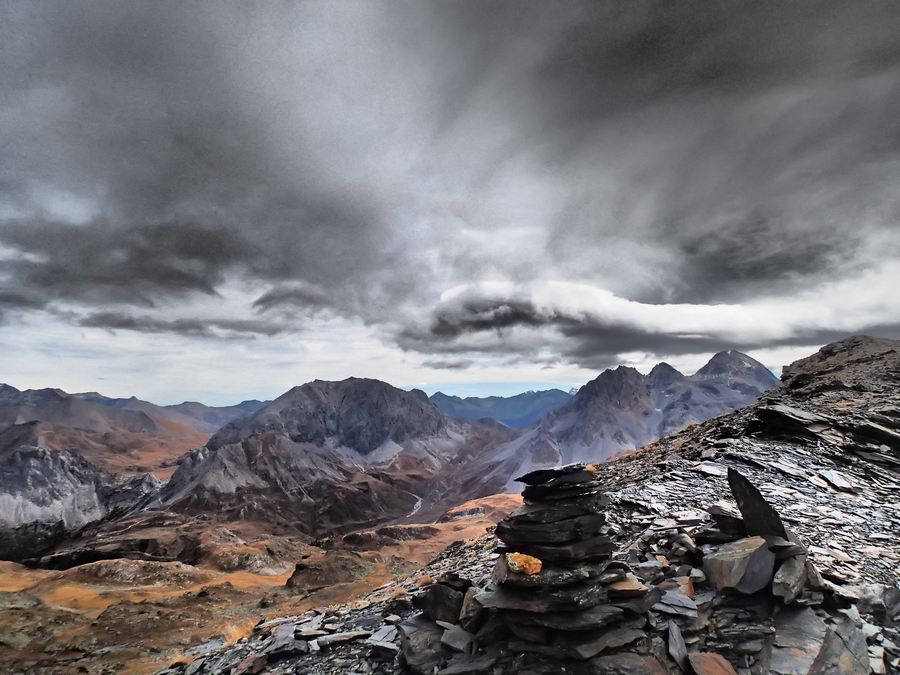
0, 495, 520, 674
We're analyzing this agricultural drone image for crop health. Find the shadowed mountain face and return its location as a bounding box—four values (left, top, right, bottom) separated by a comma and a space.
430, 389, 572, 428
450, 350, 780, 493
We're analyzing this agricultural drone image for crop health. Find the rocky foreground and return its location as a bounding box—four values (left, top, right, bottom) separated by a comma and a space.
165, 337, 899, 674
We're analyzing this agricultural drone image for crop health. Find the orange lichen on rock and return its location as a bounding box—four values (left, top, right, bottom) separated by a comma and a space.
585, 464, 600, 473
505, 552, 542, 575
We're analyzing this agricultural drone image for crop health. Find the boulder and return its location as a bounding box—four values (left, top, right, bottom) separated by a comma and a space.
703, 536, 775, 594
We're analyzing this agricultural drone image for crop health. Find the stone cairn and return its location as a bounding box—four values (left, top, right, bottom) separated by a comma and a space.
475, 463, 657, 664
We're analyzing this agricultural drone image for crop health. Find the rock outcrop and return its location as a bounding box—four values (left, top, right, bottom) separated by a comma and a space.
0, 446, 159, 560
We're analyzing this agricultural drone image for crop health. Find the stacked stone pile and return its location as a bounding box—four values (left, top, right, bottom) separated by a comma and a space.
475, 464, 661, 663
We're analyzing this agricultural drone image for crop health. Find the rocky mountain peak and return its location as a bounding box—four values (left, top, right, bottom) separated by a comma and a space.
569, 366, 647, 412
646, 362, 684, 387
209, 376, 449, 455
780, 334, 900, 397
694, 349, 772, 379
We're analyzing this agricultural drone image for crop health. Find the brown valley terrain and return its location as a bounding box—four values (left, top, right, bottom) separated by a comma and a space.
0, 339, 897, 673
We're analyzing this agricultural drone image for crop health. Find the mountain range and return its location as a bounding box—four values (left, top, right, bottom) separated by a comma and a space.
0, 385, 267, 477
429, 389, 572, 427
0, 349, 781, 564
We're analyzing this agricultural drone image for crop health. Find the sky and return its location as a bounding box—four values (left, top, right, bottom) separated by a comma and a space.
1, 1, 899, 405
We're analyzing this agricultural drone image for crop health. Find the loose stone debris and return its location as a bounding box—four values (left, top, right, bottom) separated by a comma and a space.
164, 465, 898, 674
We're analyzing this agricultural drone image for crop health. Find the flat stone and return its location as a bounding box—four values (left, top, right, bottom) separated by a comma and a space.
771, 607, 827, 674
264, 624, 308, 658
572, 627, 646, 660
367, 624, 398, 643
522, 482, 604, 501
819, 469, 858, 493
514, 463, 595, 486
440, 624, 474, 653
437, 653, 498, 675
808, 621, 870, 674
503, 533, 615, 563
316, 630, 370, 647
367, 640, 400, 654
492, 557, 611, 588
608, 573, 648, 598
668, 620, 688, 669
507, 624, 645, 662
504, 497, 607, 524
496, 512, 606, 545
588, 653, 668, 674
613, 585, 663, 615
476, 581, 607, 613
652, 589, 698, 618
773, 555, 807, 604
688, 652, 739, 674
505, 604, 624, 630
703, 536, 775, 594
695, 461, 729, 477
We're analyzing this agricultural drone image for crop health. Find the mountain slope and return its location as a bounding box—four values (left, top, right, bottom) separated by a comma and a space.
449, 350, 779, 493
0, 385, 209, 476
0, 386, 268, 477
160, 378, 517, 534
430, 389, 572, 427
0, 446, 159, 559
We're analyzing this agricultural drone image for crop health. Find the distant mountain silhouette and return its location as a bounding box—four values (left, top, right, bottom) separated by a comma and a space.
430, 389, 572, 427
0, 385, 268, 477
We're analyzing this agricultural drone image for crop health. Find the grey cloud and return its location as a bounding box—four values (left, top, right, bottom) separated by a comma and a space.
421, 358, 476, 371
1, 1, 899, 366
78, 311, 286, 338
403, 289, 900, 372
253, 285, 334, 314
0, 221, 259, 307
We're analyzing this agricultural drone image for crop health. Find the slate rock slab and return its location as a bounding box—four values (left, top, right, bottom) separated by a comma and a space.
496, 512, 606, 546
476, 581, 608, 613
688, 651, 739, 674
503, 533, 615, 563
727, 468, 788, 539
504, 604, 624, 631
703, 536, 775, 594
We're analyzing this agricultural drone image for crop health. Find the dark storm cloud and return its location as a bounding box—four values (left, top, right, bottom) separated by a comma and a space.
1, 1, 898, 363
253, 285, 333, 314
0, 221, 260, 306
421, 358, 476, 371
78, 311, 286, 338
